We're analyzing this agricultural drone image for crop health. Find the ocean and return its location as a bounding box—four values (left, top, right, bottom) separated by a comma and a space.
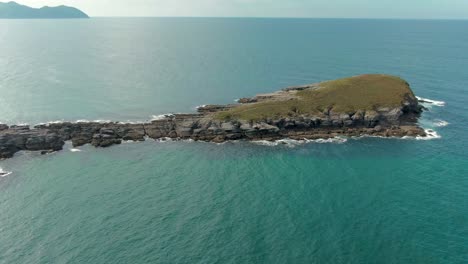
0, 18, 467, 263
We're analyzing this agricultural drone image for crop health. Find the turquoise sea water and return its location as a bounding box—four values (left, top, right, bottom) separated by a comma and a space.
0, 18, 467, 263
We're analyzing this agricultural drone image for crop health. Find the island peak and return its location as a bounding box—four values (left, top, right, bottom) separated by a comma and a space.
216, 74, 420, 121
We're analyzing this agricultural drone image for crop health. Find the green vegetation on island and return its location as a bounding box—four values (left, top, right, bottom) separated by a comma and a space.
216, 74, 417, 121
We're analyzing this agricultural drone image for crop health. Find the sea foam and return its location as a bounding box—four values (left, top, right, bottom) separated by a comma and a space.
434, 120, 449, 127
0, 168, 12, 178
416, 96, 446, 107
75, 119, 112, 124
151, 114, 174, 121
415, 129, 441, 140
252, 137, 347, 147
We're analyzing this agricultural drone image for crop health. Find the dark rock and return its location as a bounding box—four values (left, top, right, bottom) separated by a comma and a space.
238, 98, 258, 104
41, 150, 55, 155
91, 132, 122, 148
197, 105, 232, 114
72, 136, 91, 147
282, 84, 317, 92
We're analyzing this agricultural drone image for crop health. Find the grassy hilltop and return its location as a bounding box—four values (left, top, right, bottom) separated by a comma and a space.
216, 74, 417, 121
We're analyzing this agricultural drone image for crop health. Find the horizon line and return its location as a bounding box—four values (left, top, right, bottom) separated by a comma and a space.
87, 16, 468, 21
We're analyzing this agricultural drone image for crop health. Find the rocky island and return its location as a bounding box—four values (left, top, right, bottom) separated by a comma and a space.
0, 74, 427, 159
0, 1, 88, 19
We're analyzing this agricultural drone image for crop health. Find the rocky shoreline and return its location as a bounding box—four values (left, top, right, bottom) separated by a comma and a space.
0, 75, 428, 159
0, 105, 426, 160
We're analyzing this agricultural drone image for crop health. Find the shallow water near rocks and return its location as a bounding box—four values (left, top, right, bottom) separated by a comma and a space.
0, 18, 467, 263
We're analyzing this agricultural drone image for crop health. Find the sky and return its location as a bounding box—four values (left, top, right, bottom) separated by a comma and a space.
11, 0, 468, 19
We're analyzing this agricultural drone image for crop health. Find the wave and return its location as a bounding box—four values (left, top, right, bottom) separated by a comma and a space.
70, 148, 82, 152
35, 120, 65, 126
252, 137, 347, 147
252, 140, 280, 146
415, 129, 441, 140
0, 168, 12, 178
92, 119, 112, 123
251, 129, 441, 146
75, 119, 112, 124
150, 114, 174, 121
10, 123, 29, 126
33, 116, 184, 127
116, 121, 145, 125
146, 132, 438, 147
37, 119, 149, 126
155, 137, 174, 142
416, 96, 446, 107
307, 137, 348, 144
433, 120, 449, 127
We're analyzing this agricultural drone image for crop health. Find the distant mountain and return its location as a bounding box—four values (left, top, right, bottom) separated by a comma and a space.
0, 1, 89, 18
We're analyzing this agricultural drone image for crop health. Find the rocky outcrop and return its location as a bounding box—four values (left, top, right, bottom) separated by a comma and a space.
237, 98, 258, 104
196, 105, 235, 113
0, 109, 425, 159
0, 75, 427, 159
0, 126, 64, 159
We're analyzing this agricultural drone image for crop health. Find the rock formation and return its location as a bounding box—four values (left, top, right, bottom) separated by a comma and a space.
0, 74, 427, 159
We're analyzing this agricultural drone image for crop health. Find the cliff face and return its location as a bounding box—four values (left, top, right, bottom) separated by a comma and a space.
0, 74, 426, 159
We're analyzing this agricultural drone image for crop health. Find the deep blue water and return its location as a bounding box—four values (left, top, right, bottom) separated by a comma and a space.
0, 18, 467, 263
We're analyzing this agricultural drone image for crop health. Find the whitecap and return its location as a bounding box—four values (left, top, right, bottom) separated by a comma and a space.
252, 139, 303, 147
70, 148, 82, 152
416, 96, 446, 107
143, 135, 153, 141
156, 137, 174, 142
307, 137, 348, 144
75, 119, 112, 124
47, 120, 65, 124
0, 168, 12, 178
276, 139, 304, 146
434, 120, 449, 127
151, 114, 174, 121
93, 120, 112, 123
402, 129, 442, 140
117, 120, 145, 125
253, 137, 347, 147
35, 120, 64, 126
76, 119, 90, 123
252, 140, 279, 146
415, 129, 441, 140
